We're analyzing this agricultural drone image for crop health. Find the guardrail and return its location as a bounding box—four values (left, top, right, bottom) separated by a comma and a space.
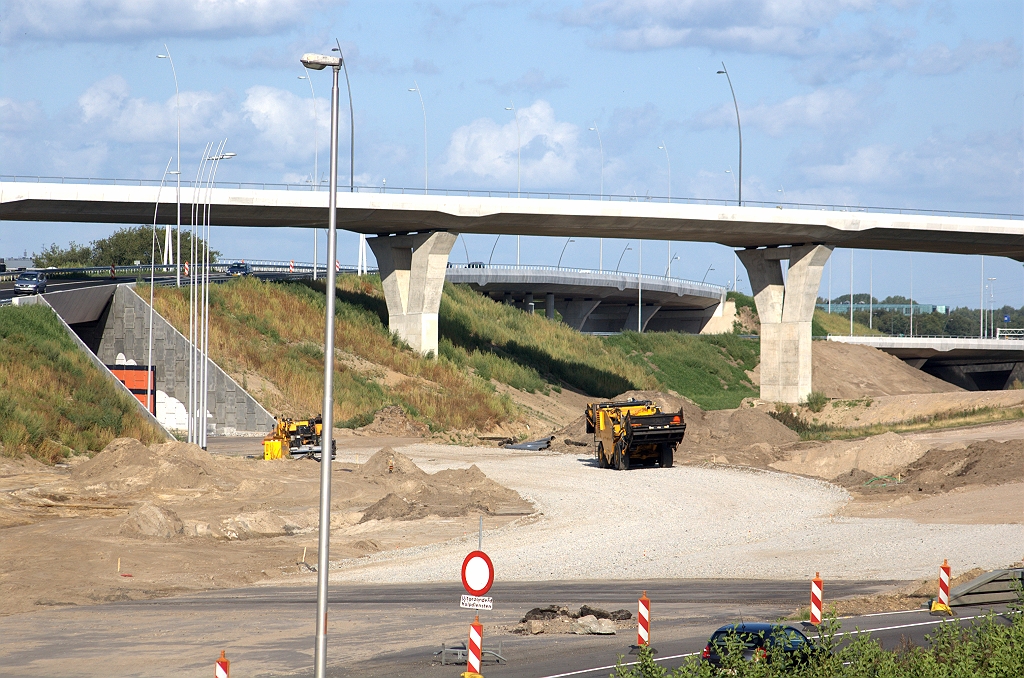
947, 568, 1024, 607
4, 174, 1020, 220
445, 263, 727, 293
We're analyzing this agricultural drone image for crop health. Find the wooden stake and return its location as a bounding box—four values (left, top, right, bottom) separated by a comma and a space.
117, 557, 121, 573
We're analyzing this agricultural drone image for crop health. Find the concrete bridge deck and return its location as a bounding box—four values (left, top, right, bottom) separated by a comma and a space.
5, 178, 1022, 402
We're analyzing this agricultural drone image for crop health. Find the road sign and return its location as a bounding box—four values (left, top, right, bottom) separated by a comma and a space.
1005, 314, 1011, 322
461, 550, 494, 597
460, 594, 493, 610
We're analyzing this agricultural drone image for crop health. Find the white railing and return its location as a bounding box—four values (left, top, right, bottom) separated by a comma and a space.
445, 263, 726, 293
3, 174, 1020, 220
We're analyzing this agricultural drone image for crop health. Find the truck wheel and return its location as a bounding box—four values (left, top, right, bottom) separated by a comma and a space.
597, 443, 608, 468
659, 445, 674, 468
615, 451, 629, 471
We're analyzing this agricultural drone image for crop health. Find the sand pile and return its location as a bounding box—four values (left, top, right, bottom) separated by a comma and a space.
771, 432, 927, 480
357, 448, 531, 522
698, 407, 800, 449
812, 342, 961, 398
73, 438, 221, 494
842, 438, 1024, 497
356, 405, 429, 437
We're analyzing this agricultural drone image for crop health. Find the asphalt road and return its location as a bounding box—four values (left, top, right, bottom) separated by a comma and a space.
9, 578, 1001, 678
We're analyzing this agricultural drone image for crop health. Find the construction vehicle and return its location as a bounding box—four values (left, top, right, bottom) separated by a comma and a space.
263, 415, 336, 461
585, 399, 686, 470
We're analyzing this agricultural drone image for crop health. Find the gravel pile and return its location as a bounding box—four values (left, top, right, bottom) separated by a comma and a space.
327, 444, 1024, 584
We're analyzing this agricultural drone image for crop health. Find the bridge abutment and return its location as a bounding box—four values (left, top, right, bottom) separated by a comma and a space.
368, 231, 458, 356
738, 244, 832, 403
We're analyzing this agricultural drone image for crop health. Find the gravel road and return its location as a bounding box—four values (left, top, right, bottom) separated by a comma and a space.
326, 444, 1024, 584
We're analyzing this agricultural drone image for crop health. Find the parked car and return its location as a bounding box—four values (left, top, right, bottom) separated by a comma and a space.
14, 271, 47, 295
701, 622, 816, 668
227, 262, 253, 277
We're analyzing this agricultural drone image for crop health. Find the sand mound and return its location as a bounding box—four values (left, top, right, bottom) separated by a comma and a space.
813, 342, 961, 398
357, 405, 429, 437
843, 438, 1024, 497
702, 407, 800, 449
73, 438, 219, 493
358, 451, 530, 522
772, 432, 927, 480
119, 502, 184, 539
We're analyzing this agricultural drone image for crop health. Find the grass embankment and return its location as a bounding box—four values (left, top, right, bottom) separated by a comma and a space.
0, 305, 165, 462
772, 402, 1024, 441
146, 277, 518, 432
814, 309, 883, 337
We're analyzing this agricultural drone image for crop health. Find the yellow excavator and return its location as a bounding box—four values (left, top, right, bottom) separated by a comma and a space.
263, 415, 336, 461
585, 399, 686, 470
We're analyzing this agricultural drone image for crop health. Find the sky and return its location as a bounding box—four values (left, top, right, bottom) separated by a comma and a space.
1, 0, 1022, 310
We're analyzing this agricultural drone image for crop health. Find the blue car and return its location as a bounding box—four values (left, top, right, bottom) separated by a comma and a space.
702, 622, 816, 668
227, 262, 253, 277
14, 272, 47, 295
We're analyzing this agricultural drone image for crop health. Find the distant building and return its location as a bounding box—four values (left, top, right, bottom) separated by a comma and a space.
1, 257, 34, 271
817, 302, 947, 316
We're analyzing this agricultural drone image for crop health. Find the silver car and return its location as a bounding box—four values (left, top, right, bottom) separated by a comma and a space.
14, 272, 47, 295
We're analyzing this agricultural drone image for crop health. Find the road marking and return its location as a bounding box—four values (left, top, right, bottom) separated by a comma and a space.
537, 651, 700, 678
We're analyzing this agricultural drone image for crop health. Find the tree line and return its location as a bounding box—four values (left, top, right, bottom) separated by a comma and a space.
33, 226, 219, 268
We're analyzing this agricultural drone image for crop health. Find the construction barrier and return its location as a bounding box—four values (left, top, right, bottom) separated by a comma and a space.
289, 260, 295, 272
810, 572, 823, 625
184, 261, 190, 276
335, 260, 340, 272
466, 615, 483, 677
931, 559, 953, 615
637, 590, 650, 646
215, 650, 230, 678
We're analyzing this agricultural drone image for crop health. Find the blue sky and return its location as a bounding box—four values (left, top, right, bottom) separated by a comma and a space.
1, 0, 1022, 309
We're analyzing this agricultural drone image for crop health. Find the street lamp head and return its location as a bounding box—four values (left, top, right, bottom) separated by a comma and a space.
505, 106, 513, 111
301, 53, 340, 70
588, 127, 597, 131
716, 70, 726, 74
298, 75, 308, 80
157, 54, 168, 58
408, 87, 418, 92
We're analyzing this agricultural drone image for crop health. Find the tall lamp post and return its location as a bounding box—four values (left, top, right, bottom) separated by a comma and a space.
505, 100, 521, 264
589, 122, 604, 270
717, 62, 742, 206
301, 50, 343, 678
658, 141, 672, 279
157, 46, 181, 285
557, 238, 575, 268
331, 41, 360, 274
298, 71, 319, 280
409, 81, 428, 194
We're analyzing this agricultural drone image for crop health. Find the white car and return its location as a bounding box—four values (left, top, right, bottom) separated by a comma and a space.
14, 272, 47, 295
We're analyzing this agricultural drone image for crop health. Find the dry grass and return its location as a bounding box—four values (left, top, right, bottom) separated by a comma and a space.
0, 305, 165, 463
145, 277, 518, 432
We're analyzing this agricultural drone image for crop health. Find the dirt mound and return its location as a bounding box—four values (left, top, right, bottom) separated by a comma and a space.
119, 502, 184, 539
772, 432, 928, 480
812, 342, 961, 398
701, 407, 800, 448
358, 451, 530, 522
845, 438, 1024, 498
73, 438, 219, 494
357, 405, 429, 437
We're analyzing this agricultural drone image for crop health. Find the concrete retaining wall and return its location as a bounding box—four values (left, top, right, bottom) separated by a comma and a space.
96, 285, 274, 435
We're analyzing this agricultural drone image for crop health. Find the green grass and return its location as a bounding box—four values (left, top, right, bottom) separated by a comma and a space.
0, 305, 165, 462
603, 331, 760, 410
814, 309, 884, 336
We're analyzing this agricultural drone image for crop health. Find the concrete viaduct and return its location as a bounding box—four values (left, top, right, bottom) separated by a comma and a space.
3, 180, 1023, 403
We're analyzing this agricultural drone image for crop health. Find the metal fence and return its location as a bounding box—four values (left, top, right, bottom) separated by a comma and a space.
4, 174, 1021, 220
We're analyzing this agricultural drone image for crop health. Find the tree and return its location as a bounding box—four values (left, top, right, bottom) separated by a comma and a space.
33, 241, 94, 268
32, 227, 218, 268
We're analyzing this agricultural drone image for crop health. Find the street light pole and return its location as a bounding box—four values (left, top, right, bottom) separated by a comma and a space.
505, 100, 521, 264
409, 81, 427, 194
589, 123, 604, 271
298, 71, 319, 280
658, 141, 672, 279
557, 238, 575, 268
332, 41, 361, 275
717, 63, 742, 206
616, 243, 632, 272
301, 50, 342, 678
148, 158, 174, 416
157, 46, 181, 286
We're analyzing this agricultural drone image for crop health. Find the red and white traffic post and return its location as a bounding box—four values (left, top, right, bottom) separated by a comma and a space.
637, 591, 650, 646
289, 260, 295, 272
459, 548, 493, 677
215, 650, 230, 678
467, 615, 484, 675
810, 572, 823, 625
931, 559, 953, 615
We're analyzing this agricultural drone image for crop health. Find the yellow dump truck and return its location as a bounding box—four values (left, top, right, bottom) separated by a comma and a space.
585, 399, 686, 470
263, 415, 335, 461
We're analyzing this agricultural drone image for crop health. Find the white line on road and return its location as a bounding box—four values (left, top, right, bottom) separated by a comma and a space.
537, 651, 700, 678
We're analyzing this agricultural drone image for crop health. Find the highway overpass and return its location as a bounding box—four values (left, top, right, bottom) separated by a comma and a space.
4, 178, 1022, 402
828, 335, 1024, 390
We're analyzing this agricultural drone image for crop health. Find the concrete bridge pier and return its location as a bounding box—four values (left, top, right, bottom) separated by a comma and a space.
367, 231, 457, 356
623, 304, 662, 332
737, 244, 833, 403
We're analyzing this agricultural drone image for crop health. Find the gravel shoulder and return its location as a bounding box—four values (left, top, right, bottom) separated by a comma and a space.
324, 444, 1024, 585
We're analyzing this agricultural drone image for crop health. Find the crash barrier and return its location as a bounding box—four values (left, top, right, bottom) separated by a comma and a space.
947, 567, 1024, 607
215, 651, 230, 678
637, 591, 651, 646
467, 615, 484, 675
435, 639, 506, 668
810, 573, 823, 625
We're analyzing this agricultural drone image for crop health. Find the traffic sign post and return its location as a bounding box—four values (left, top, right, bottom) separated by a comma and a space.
461, 550, 494, 597
459, 548, 494, 676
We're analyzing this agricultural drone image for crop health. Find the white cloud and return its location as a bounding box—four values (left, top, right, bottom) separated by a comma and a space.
241, 85, 330, 162
439, 100, 583, 188
913, 38, 1020, 76
695, 88, 871, 137
0, 0, 313, 42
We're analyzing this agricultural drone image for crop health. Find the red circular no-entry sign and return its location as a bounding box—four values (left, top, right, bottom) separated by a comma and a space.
461, 550, 494, 597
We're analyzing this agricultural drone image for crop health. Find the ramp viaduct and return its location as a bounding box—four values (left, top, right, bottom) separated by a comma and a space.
3, 179, 1022, 403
